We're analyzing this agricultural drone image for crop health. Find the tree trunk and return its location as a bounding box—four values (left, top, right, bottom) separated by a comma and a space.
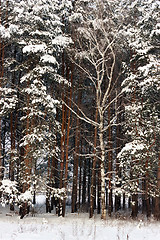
154, 153, 160, 219
87, 157, 91, 211
131, 194, 138, 219
60, 52, 67, 190
108, 97, 112, 217
145, 157, 151, 218
90, 108, 98, 218
62, 65, 73, 217
72, 82, 81, 213
10, 54, 16, 182
115, 94, 121, 212
82, 157, 87, 206
97, 158, 101, 214
21, 80, 30, 218
99, 115, 106, 220
59, 53, 67, 215
78, 154, 82, 210
10, 112, 15, 211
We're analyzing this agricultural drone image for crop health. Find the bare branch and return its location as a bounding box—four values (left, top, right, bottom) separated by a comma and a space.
62, 100, 99, 127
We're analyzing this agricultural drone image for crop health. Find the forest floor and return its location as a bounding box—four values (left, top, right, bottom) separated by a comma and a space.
0, 196, 160, 240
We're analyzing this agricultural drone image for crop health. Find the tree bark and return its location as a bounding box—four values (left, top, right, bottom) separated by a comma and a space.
154, 153, 160, 219
82, 157, 87, 206
108, 97, 112, 217
99, 115, 106, 220
97, 158, 101, 214
62, 65, 73, 217
72, 81, 81, 213
60, 52, 66, 190
90, 108, 98, 218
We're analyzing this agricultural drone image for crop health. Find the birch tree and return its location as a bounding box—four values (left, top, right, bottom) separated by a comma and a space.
69, 0, 123, 220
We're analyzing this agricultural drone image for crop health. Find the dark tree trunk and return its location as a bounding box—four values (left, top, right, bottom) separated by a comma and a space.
82, 158, 87, 206
154, 153, 160, 219
131, 194, 138, 219
71, 82, 81, 213
97, 159, 101, 214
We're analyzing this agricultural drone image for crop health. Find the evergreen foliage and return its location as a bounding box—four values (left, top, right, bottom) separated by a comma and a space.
0, 0, 159, 219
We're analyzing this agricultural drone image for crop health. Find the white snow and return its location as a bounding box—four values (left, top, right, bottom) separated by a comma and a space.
23, 44, 47, 54
52, 35, 73, 47
40, 55, 57, 64
18, 190, 33, 203
117, 140, 145, 158
0, 205, 160, 240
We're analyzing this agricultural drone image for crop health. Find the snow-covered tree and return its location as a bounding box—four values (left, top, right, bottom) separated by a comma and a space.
0, 0, 19, 183
69, 0, 123, 220
0, 0, 73, 216
117, 0, 160, 218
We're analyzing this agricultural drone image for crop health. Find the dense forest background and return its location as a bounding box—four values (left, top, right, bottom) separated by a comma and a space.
0, 0, 159, 220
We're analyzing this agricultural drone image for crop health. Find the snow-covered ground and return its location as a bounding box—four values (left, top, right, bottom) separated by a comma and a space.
0, 196, 160, 240
1, 211, 160, 240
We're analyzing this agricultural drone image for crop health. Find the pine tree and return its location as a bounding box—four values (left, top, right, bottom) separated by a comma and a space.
0, 0, 72, 216
117, 0, 160, 218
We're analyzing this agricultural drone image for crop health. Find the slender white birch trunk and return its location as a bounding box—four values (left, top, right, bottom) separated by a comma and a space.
99, 114, 106, 220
